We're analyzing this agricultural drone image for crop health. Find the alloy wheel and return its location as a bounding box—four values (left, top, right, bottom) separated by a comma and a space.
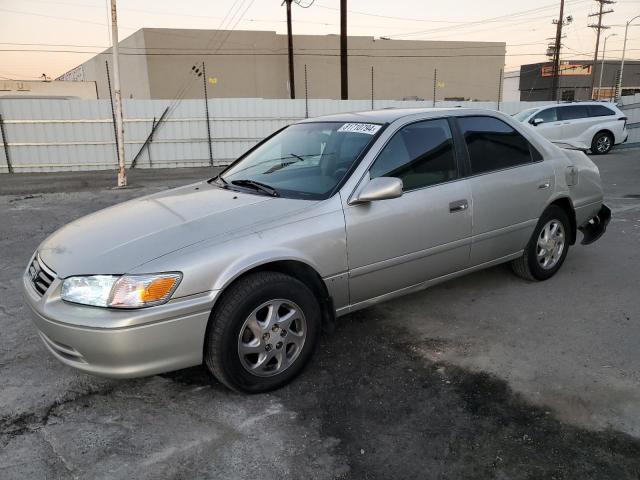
237, 299, 307, 377
536, 220, 565, 270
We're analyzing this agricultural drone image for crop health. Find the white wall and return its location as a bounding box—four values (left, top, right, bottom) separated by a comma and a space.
0, 97, 634, 173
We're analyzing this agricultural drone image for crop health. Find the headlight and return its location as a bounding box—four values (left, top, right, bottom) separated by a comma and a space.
61, 273, 182, 308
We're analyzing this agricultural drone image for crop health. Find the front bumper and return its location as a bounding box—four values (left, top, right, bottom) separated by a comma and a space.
579, 204, 611, 245
23, 273, 216, 378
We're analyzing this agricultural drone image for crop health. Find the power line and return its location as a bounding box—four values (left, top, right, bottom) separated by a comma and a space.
0, 41, 511, 51
10, 48, 636, 58
385, 0, 591, 39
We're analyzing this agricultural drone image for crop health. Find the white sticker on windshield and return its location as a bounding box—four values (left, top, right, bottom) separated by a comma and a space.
337, 123, 381, 135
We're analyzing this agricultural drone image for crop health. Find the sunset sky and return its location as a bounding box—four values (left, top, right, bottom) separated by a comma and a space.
0, 0, 638, 80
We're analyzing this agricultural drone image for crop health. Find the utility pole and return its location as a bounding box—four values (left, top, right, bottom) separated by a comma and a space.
589, 0, 614, 100
110, 0, 126, 187
284, 0, 296, 99
550, 0, 565, 101
497, 68, 503, 111
597, 33, 616, 100
433, 68, 437, 107
617, 15, 640, 100
340, 0, 348, 100
202, 62, 213, 165
371, 66, 374, 110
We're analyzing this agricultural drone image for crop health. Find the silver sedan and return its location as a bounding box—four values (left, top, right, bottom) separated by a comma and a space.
23, 108, 610, 392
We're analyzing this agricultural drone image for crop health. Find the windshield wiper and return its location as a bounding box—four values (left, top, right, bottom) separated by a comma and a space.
231, 179, 280, 197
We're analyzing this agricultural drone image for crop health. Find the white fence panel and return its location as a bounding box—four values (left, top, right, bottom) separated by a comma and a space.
0, 97, 637, 173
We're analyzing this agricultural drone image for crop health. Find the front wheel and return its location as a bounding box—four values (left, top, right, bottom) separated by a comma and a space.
591, 131, 613, 155
204, 271, 321, 393
511, 205, 571, 281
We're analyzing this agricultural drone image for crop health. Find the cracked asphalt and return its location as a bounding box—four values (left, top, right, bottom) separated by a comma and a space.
1, 149, 640, 479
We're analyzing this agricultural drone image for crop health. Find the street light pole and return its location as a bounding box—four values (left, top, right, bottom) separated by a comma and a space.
110, 0, 126, 187
598, 33, 616, 100
617, 15, 640, 100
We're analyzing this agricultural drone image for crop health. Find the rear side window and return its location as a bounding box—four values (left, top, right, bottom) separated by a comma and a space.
559, 105, 589, 120
588, 104, 615, 117
369, 118, 457, 190
535, 107, 558, 123
457, 116, 533, 175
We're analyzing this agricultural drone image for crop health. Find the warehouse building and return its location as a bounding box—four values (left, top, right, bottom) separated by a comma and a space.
518, 59, 640, 101
57, 28, 506, 102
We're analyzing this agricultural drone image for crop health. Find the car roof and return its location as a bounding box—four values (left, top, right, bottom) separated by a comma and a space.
540, 101, 618, 108
296, 107, 504, 124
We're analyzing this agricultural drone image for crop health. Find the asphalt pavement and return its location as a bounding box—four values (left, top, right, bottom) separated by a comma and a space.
1, 149, 639, 479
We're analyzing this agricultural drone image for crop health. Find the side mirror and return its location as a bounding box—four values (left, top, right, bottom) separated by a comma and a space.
350, 177, 403, 205
531, 118, 544, 126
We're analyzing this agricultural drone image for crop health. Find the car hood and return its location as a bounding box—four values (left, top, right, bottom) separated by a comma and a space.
38, 182, 317, 278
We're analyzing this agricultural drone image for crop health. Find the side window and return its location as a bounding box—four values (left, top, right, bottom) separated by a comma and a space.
559, 105, 589, 120
588, 104, 615, 117
458, 116, 533, 175
535, 107, 558, 123
369, 118, 457, 190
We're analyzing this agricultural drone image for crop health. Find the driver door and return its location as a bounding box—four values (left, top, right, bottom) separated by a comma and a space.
343, 118, 473, 305
531, 107, 563, 141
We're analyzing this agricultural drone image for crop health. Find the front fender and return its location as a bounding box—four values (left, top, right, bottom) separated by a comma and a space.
211, 248, 321, 292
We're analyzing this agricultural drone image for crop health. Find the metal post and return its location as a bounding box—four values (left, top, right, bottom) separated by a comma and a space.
148, 116, 156, 167
371, 66, 374, 110
105, 60, 119, 166
497, 68, 503, 111
617, 15, 639, 100
202, 61, 213, 166
340, 0, 348, 100
304, 64, 309, 118
286, 0, 296, 99
0, 114, 12, 173
130, 107, 169, 169
433, 68, 437, 107
110, 0, 126, 187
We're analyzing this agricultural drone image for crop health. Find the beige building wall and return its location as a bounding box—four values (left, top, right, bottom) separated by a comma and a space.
58, 30, 151, 100
0, 79, 97, 99
69, 29, 505, 101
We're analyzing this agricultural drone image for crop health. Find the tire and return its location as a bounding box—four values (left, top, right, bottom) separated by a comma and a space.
510, 205, 571, 281
204, 271, 321, 393
591, 131, 613, 155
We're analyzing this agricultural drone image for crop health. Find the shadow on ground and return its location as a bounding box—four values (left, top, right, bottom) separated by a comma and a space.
159, 310, 640, 480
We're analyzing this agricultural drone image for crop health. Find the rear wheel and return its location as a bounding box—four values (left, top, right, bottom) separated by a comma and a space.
204, 271, 321, 393
511, 205, 570, 281
591, 131, 613, 155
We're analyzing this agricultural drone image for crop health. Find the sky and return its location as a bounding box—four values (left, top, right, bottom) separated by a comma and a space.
0, 0, 638, 80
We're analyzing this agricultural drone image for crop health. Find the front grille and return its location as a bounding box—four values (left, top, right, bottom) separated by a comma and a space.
28, 255, 56, 296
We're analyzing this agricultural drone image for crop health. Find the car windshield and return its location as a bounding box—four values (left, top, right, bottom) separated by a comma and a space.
219, 122, 382, 199
513, 108, 539, 122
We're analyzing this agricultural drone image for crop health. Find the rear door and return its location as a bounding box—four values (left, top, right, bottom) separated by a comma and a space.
557, 104, 592, 142
455, 115, 555, 265
343, 118, 472, 304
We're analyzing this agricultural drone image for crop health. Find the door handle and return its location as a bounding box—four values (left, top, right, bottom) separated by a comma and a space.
538, 181, 551, 189
449, 199, 468, 213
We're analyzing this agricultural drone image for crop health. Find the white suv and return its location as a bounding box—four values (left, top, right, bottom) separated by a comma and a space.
514, 102, 628, 154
